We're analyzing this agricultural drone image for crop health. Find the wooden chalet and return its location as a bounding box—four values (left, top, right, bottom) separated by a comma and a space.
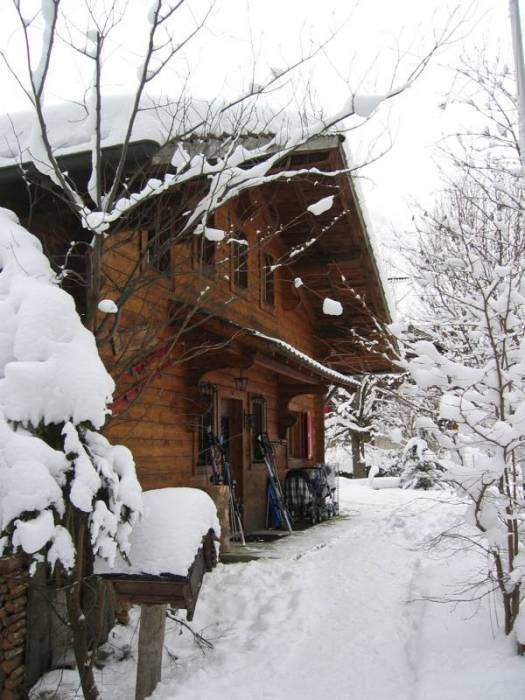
0, 133, 391, 534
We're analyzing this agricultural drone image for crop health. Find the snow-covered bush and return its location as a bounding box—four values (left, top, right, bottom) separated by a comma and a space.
398, 438, 445, 490
371, 449, 402, 478
325, 375, 407, 478
0, 207, 143, 570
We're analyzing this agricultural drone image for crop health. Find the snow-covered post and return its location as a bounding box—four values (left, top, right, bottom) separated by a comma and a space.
135, 604, 167, 700
94, 488, 220, 699
0, 208, 143, 698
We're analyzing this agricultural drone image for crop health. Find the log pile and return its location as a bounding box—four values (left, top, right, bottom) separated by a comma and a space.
0, 555, 27, 700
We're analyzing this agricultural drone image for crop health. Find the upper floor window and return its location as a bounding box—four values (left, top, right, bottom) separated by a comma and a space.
232, 234, 249, 288
202, 237, 216, 268
193, 215, 217, 270
146, 227, 171, 273
144, 204, 172, 273
262, 253, 275, 306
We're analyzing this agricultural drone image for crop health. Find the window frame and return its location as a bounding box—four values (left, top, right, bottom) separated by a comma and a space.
288, 411, 313, 460
192, 214, 217, 272
142, 206, 173, 275
261, 252, 275, 307
231, 231, 249, 290
195, 389, 217, 470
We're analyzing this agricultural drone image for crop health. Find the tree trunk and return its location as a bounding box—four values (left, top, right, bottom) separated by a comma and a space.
86, 235, 103, 333
65, 580, 101, 700
351, 434, 367, 479
63, 514, 101, 700
135, 604, 167, 700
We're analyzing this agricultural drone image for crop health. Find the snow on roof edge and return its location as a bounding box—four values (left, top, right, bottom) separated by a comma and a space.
0, 94, 339, 173
249, 329, 360, 387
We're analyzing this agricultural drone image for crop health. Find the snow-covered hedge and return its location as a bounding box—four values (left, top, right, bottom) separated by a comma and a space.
0, 208, 142, 572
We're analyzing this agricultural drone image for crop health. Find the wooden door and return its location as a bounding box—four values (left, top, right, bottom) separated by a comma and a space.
220, 398, 244, 503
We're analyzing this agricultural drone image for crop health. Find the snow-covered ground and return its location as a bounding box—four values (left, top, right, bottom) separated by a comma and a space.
32, 480, 525, 700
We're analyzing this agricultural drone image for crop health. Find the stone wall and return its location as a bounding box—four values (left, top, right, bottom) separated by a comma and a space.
0, 555, 28, 700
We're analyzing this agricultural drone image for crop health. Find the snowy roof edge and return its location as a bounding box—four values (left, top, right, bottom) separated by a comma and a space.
248, 329, 360, 387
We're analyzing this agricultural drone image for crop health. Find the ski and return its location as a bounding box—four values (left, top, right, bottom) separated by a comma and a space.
257, 433, 293, 533
206, 430, 246, 546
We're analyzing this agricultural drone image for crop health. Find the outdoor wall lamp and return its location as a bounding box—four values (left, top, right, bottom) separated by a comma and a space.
234, 375, 248, 392
198, 381, 215, 397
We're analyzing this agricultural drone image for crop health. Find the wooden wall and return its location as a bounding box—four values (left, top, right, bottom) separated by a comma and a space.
25, 192, 328, 531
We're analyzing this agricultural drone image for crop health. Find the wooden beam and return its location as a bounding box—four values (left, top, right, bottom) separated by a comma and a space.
290, 252, 362, 275
254, 353, 318, 384
280, 267, 302, 311
279, 383, 328, 398
186, 350, 255, 387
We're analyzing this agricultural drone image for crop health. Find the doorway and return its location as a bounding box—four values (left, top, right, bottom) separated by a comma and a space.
220, 398, 245, 505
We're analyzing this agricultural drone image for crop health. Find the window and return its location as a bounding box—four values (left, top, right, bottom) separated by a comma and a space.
146, 222, 171, 273
262, 253, 275, 306
289, 411, 312, 460
193, 235, 216, 269
251, 396, 267, 462
193, 215, 217, 270
197, 407, 214, 466
232, 234, 248, 288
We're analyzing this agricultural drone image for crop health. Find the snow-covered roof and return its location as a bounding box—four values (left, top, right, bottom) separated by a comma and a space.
0, 94, 312, 172
94, 487, 220, 577
0, 93, 392, 323
248, 329, 360, 387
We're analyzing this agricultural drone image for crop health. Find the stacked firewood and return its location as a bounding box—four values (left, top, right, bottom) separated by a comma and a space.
0, 556, 27, 700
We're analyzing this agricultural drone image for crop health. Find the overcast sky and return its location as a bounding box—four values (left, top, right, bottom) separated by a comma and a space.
0, 0, 519, 239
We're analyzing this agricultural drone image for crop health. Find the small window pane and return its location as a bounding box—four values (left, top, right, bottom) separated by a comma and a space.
263, 254, 275, 305
146, 227, 171, 273
232, 235, 248, 288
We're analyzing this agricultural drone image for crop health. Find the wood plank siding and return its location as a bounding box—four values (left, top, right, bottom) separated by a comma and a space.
97, 188, 327, 530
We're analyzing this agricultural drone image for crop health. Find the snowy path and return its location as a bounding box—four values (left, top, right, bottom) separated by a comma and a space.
35, 481, 525, 699
147, 481, 524, 700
